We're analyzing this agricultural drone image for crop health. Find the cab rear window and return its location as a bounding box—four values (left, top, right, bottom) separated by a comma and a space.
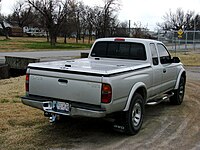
91, 41, 146, 60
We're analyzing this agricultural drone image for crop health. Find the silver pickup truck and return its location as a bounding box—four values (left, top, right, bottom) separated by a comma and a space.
21, 38, 186, 135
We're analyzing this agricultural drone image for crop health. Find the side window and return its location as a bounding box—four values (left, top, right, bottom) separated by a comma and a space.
150, 43, 159, 65
157, 44, 171, 64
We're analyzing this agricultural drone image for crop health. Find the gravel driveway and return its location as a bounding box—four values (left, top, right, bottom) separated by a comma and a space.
32, 67, 200, 149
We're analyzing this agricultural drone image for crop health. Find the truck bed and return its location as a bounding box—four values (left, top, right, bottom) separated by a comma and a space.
27, 58, 150, 105
28, 58, 150, 76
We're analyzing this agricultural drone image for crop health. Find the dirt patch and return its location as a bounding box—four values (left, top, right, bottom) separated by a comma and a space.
0, 71, 200, 150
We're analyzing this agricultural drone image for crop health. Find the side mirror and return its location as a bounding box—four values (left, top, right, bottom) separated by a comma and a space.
172, 57, 180, 63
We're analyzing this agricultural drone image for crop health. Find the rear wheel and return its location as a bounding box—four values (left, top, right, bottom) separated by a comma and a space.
124, 93, 144, 135
170, 76, 186, 105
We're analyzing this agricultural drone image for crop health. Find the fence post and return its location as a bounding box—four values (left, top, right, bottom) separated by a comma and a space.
185, 31, 188, 50
193, 20, 196, 51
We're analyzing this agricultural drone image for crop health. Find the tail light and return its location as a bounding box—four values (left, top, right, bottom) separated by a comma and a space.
25, 74, 29, 93
101, 83, 112, 103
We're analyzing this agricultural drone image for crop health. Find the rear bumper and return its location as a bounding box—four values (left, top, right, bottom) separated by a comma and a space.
21, 96, 106, 118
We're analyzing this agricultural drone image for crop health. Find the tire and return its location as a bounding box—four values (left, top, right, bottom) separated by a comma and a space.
170, 76, 186, 105
124, 93, 144, 135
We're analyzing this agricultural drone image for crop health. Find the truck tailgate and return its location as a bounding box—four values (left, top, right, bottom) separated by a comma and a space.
29, 74, 102, 105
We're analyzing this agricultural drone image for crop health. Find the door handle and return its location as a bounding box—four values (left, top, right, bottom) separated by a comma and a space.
163, 69, 166, 73
58, 79, 68, 84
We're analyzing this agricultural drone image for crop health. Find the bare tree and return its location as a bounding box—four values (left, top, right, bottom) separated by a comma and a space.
61, 13, 76, 44
157, 8, 195, 31
0, 15, 9, 39
0, 1, 9, 39
88, 0, 119, 38
113, 20, 129, 37
184, 13, 200, 31
93, 6, 104, 38
101, 0, 119, 37
193, 14, 200, 30
184, 11, 195, 30
132, 22, 149, 38
9, 1, 33, 28
86, 6, 96, 43
60, 0, 77, 43
73, 1, 81, 43
78, 3, 89, 43
26, 0, 68, 46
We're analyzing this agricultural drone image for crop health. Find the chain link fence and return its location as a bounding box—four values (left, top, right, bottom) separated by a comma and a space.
157, 30, 200, 51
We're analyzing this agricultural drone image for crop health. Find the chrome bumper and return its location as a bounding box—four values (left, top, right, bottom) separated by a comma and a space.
21, 98, 106, 118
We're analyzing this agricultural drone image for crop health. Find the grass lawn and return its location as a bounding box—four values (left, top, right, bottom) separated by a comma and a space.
0, 36, 92, 52
170, 51, 200, 66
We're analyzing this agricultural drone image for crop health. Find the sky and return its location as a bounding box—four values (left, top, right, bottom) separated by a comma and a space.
1, 0, 200, 31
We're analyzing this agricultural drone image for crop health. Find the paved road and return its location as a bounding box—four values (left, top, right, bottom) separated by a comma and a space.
0, 50, 90, 64
185, 66, 200, 81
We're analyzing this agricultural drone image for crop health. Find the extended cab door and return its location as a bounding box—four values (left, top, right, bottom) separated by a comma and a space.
149, 43, 162, 97
157, 43, 177, 93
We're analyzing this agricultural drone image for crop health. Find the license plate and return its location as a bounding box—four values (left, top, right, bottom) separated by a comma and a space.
53, 101, 70, 112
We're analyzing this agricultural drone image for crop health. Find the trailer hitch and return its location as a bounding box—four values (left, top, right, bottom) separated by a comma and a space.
49, 113, 61, 123
42, 101, 61, 123
49, 114, 57, 123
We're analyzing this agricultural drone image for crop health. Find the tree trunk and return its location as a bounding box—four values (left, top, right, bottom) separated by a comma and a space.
88, 32, 90, 44
0, 22, 10, 40
50, 34, 56, 46
76, 31, 79, 43
46, 31, 50, 42
88, 29, 93, 44
82, 34, 85, 43
49, 27, 57, 46
64, 35, 67, 44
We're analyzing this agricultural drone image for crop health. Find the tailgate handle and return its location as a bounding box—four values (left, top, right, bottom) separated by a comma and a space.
58, 79, 68, 84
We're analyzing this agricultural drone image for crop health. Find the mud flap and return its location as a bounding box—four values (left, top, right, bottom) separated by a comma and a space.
113, 123, 125, 133
112, 112, 126, 133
